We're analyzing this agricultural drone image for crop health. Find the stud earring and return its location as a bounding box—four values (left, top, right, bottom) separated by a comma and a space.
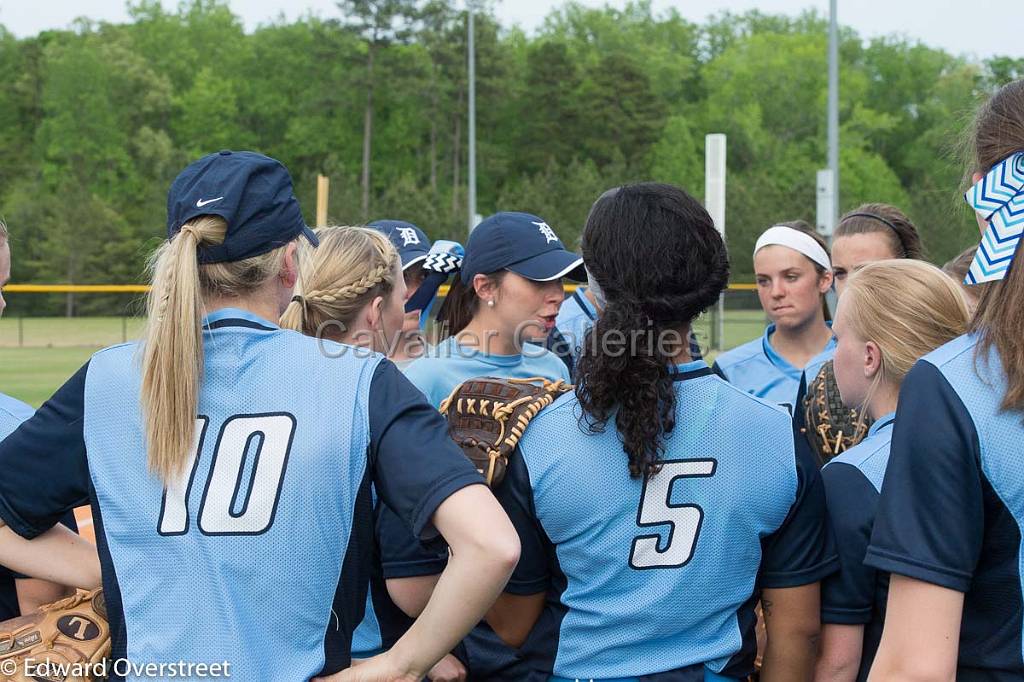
487, 299, 495, 307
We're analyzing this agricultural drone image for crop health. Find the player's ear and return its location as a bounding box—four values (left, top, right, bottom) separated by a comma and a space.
366, 295, 385, 330
472, 273, 498, 305
864, 340, 883, 379
280, 242, 299, 289
818, 268, 834, 294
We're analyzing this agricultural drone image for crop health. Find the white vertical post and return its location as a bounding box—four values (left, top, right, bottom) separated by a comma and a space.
705, 134, 727, 352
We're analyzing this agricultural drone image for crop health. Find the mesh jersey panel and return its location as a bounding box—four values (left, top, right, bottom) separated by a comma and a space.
517, 373, 800, 678
82, 323, 380, 680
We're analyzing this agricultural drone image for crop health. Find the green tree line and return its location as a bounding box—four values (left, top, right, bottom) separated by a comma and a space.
0, 0, 1021, 315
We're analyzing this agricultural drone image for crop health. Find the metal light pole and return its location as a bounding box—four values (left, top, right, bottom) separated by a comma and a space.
467, 3, 477, 234
827, 0, 839, 243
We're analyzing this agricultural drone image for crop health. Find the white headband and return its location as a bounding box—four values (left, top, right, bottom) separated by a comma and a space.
754, 225, 831, 271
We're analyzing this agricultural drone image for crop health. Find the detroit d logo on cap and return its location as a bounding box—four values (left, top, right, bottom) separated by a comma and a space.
533, 221, 558, 244
398, 227, 421, 246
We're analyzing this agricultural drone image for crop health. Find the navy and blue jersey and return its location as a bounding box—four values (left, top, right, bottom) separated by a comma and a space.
867, 334, 1024, 681
546, 288, 703, 376
496, 359, 838, 680
712, 323, 834, 410
820, 411, 895, 682
349, 489, 426, 659
387, 334, 572, 680
405, 336, 571, 408
0, 308, 481, 681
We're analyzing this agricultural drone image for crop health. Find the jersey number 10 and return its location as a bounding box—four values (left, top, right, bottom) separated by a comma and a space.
157, 414, 297, 536
629, 459, 717, 569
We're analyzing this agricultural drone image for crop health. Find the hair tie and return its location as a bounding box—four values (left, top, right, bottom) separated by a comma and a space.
964, 151, 1024, 284
291, 294, 304, 304
754, 225, 831, 271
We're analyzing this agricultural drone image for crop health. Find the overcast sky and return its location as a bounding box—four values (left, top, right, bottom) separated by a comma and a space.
1, 0, 1021, 59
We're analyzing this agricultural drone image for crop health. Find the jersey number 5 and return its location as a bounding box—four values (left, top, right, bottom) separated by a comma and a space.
629, 459, 717, 569
157, 414, 296, 536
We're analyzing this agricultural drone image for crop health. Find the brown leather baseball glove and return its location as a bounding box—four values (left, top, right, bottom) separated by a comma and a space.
0, 589, 109, 682
802, 360, 872, 465
439, 376, 571, 486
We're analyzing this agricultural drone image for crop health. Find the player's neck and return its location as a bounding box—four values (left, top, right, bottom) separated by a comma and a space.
770, 317, 832, 369
204, 294, 282, 327
866, 383, 899, 422
457, 318, 519, 356
668, 325, 694, 364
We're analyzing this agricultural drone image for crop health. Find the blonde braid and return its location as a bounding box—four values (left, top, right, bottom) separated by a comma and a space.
279, 226, 399, 338
305, 263, 390, 303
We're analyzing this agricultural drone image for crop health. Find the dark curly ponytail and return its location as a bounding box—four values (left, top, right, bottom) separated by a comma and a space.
575, 183, 730, 479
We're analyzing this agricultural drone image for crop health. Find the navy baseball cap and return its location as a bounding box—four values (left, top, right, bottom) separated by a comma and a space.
368, 220, 431, 270
166, 150, 318, 264
461, 212, 584, 284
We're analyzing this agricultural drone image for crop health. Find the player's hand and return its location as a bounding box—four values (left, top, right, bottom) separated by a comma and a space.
426, 654, 466, 681
312, 653, 420, 682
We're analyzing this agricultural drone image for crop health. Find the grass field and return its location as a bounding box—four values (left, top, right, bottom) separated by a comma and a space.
0, 311, 768, 407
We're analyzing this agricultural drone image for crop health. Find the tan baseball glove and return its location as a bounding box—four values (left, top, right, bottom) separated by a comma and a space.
440, 376, 571, 486
802, 360, 872, 465
0, 589, 109, 682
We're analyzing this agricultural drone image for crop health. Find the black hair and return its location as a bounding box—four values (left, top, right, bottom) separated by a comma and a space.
576, 182, 730, 479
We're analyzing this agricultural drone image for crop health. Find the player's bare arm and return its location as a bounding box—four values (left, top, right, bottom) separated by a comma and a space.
323, 485, 518, 681
386, 574, 440, 618
486, 591, 545, 648
760, 584, 822, 682
15, 577, 74, 615
867, 575, 962, 682
0, 523, 100, 590
814, 623, 864, 682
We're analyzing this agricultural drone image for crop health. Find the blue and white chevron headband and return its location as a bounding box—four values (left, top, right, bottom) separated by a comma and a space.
965, 151, 1024, 284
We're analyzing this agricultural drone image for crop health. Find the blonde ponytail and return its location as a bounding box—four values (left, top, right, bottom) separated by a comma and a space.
842, 260, 970, 411
279, 226, 399, 339
141, 216, 291, 483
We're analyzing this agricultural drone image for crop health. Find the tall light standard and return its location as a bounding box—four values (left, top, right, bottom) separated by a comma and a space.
827, 0, 839, 241
467, 1, 477, 234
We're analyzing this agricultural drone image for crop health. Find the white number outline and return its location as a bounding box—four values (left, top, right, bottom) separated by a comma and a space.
157, 413, 296, 537
629, 458, 717, 570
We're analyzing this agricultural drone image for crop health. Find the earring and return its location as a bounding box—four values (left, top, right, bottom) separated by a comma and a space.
486, 299, 495, 307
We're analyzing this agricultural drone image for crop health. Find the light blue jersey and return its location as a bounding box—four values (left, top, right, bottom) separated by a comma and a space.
712, 323, 834, 409
0, 308, 482, 681
0, 393, 33, 437
404, 335, 571, 408
498, 360, 837, 679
